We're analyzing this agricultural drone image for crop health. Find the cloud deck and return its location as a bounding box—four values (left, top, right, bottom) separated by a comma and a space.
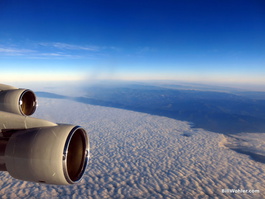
1, 98, 264, 198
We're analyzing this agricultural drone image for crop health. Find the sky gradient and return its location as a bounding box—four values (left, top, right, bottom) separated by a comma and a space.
0, 0, 264, 85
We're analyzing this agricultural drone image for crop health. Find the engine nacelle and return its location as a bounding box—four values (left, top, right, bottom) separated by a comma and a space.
0, 88, 37, 116
4, 125, 90, 185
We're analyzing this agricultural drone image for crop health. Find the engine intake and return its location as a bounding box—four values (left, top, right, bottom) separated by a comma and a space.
19, 89, 37, 116
63, 126, 89, 184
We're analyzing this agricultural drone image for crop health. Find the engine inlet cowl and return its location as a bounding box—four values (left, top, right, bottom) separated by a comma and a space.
19, 89, 37, 116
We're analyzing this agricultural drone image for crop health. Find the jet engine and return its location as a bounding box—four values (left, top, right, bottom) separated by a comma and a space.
0, 84, 90, 185
4, 125, 89, 185
0, 84, 37, 116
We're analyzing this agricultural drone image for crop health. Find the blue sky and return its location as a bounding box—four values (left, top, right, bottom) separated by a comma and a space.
0, 0, 264, 85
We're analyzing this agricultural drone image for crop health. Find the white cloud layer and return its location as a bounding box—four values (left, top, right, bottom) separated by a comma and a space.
0, 97, 265, 198
0, 42, 104, 59
38, 42, 100, 52
0, 47, 35, 56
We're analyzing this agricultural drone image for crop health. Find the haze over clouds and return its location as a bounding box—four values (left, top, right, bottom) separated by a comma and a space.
1, 94, 264, 198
